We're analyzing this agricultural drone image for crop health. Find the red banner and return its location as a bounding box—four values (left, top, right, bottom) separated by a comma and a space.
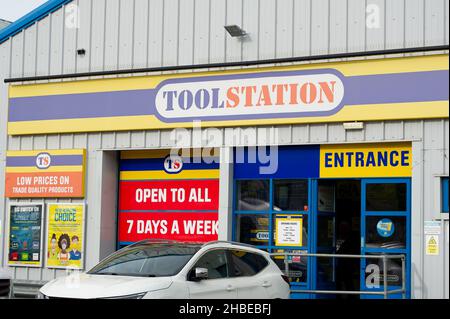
119, 180, 219, 211
118, 212, 219, 243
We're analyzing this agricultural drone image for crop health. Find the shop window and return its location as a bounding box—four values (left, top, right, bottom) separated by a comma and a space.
228, 250, 269, 277
192, 250, 230, 280
442, 178, 449, 214
366, 183, 407, 212
274, 180, 309, 211
317, 215, 334, 248
365, 216, 406, 249
236, 180, 270, 211
235, 214, 270, 246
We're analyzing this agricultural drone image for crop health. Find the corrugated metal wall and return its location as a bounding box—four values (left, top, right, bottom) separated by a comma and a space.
0, 0, 449, 298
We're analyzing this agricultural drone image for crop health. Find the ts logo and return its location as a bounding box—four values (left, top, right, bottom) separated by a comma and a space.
164, 155, 183, 174
36, 153, 52, 169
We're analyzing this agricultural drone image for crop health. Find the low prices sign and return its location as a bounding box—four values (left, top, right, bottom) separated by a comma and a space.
5, 150, 86, 198
118, 213, 219, 243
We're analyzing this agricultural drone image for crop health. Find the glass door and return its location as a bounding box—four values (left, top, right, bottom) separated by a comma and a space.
312, 180, 337, 297
360, 179, 411, 299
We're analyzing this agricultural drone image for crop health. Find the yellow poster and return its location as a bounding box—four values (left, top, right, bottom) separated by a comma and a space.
426, 235, 439, 256
45, 203, 85, 269
275, 215, 303, 247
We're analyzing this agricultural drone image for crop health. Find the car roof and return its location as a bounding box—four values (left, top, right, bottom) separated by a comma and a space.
125, 239, 266, 254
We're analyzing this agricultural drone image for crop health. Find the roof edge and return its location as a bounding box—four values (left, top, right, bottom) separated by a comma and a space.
0, 0, 73, 45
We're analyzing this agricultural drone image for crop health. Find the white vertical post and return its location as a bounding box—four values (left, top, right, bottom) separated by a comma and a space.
218, 147, 233, 241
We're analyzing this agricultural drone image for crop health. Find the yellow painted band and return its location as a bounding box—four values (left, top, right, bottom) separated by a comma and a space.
9, 54, 449, 98
6, 149, 85, 156
6, 166, 83, 173
7, 101, 449, 136
120, 149, 220, 159
120, 169, 219, 180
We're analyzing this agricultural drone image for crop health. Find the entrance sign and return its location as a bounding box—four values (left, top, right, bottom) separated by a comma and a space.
118, 150, 219, 245
7, 55, 448, 135
275, 215, 303, 247
45, 203, 86, 270
320, 142, 412, 178
7, 203, 44, 267
5, 149, 86, 198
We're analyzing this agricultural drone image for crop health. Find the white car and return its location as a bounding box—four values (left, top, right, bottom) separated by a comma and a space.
0, 268, 13, 299
39, 240, 291, 299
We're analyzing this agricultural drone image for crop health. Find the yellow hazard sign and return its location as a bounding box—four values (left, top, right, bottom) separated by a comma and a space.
426, 235, 439, 256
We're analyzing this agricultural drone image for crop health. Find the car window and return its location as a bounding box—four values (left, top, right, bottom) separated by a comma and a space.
88, 244, 200, 277
229, 250, 269, 277
192, 250, 229, 280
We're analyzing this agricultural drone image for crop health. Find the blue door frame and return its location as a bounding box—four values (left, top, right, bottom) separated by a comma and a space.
360, 178, 411, 299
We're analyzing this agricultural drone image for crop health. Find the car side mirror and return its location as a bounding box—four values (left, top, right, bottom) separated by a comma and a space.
191, 267, 208, 281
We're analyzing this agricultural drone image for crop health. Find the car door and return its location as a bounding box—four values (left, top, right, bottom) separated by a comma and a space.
227, 249, 271, 299
186, 249, 237, 299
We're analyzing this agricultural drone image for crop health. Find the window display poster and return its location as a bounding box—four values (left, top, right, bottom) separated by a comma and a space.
8, 203, 44, 267
275, 215, 303, 247
46, 203, 85, 270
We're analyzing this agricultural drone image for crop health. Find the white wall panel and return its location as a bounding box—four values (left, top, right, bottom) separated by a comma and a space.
23, 25, 37, 77
36, 16, 51, 76
425, 0, 446, 46
386, 0, 405, 49
194, 0, 210, 64
118, 0, 135, 69
347, 0, 366, 52
62, 1, 78, 74
293, 0, 311, 56
147, 0, 164, 66
104, 0, 120, 71
133, 0, 149, 68
258, 0, 276, 59
226, 0, 243, 62
329, 0, 348, 53
90, 0, 106, 71
276, 0, 294, 58
311, 0, 329, 55
209, 0, 226, 63
178, 0, 195, 65
162, 0, 179, 66
242, 0, 259, 60
366, 0, 385, 51
50, 9, 64, 75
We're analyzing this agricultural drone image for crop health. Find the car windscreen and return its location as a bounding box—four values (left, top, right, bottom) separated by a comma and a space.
88, 244, 201, 277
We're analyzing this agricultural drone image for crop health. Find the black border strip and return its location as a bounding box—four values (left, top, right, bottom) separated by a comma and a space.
4, 45, 449, 84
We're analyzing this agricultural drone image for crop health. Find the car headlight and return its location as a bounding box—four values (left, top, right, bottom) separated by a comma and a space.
102, 292, 147, 299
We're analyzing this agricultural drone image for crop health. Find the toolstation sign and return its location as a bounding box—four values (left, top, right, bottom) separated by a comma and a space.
154, 69, 345, 121
7, 55, 448, 135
